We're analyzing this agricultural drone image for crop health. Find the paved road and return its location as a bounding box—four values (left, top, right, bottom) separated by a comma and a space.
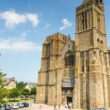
18, 104, 54, 110
18, 104, 71, 110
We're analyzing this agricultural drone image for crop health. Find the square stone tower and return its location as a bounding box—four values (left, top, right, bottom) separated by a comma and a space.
36, 33, 74, 105
73, 0, 110, 109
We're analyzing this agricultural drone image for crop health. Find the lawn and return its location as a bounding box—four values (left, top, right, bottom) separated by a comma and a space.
4, 98, 33, 104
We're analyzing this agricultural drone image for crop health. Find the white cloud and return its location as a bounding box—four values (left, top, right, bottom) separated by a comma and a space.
0, 10, 39, 29
0, 38, 42, 52
59, 18, 72, 31
27, 14, 39, 27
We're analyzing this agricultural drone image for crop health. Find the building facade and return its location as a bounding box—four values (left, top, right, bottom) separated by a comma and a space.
4, 77, 16, 89
25, 82, 37, 91
37, 0, 110, 109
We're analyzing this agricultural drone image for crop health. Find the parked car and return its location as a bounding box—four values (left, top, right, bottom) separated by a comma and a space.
0, 104, 6, 110
18, 102, 24, 108
5, 104, 11, 110
22, 102, 29, 107
11, 103, 19, 109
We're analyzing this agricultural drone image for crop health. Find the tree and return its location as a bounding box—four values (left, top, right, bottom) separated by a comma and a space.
9, 88, 19, 101
0, 71, 6, 87
30, 87, 36, 99
16, 81, 27, 97
16, 81, 27, 90
22, 89, 30, 99
0, 71, 8, 104
30, 87, 36, 103
0, 88, 8, 103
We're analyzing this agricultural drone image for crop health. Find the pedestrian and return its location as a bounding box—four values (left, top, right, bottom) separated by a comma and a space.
58, 104, 60, 110
54, 104, 57, 110
39, 105, 42, 109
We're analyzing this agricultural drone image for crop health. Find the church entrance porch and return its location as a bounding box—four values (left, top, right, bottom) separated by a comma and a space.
61, 78, 74, 105
67, 96, 72, 105
61, 88, 73, 106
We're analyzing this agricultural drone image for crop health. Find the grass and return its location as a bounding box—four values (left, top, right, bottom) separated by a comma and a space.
4, 98, 33, 104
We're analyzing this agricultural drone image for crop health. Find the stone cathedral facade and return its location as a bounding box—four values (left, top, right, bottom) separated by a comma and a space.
37, 0, 110, 109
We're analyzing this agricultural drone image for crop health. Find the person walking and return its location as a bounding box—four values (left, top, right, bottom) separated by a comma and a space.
54, 104, 57, 110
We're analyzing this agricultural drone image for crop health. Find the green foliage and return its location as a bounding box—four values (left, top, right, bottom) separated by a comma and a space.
22, 89, 30, 99
0, 71, 6, 88
9, 88, 19, 99
22, 89, 30, 96
0, 88, 8, 104
16, 81, 27, 90
0, 71, 7, 104
16, 82, 27, 97
30, 87, 36, 96
30, 87, 36, 100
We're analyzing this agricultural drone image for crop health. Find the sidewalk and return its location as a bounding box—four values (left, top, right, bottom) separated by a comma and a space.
19, 103, 72, 110
30, 104, 72, 110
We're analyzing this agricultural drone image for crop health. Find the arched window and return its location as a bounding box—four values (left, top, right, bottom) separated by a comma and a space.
100, 0, 103, 3
101, 40, 103, 44
82, 13, 85, 30
95, 0, 98, 4
97, 38, 100, 48
101, 40, 103, 49
65, 50, 74, 66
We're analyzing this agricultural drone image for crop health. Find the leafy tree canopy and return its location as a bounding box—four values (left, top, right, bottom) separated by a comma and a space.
0, 71, 6, 88
0, 71, 8, 104
9, 88, 19, 99
30, 87, 36, 96
0, 88, 8, 104
16, 81, 27, 90
22, 89, 30, 96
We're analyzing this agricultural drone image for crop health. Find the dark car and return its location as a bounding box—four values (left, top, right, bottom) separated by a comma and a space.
22, 102, 29, 107
0, 104, 6, 110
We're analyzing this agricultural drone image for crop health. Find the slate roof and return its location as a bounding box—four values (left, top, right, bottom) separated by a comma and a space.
3, 77, 16, 86
26, 82, 37, 88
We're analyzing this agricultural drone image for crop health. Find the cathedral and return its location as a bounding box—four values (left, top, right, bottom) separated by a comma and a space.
36, 0, 110, 109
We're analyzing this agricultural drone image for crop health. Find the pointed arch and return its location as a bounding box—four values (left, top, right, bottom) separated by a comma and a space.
65, 50, 75, 66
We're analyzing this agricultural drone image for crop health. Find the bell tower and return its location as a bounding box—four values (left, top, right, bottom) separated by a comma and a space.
73, 0, 110, 110
75, 0, 106, 51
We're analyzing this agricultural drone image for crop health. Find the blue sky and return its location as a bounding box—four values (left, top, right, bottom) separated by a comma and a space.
0, 0, 110, 83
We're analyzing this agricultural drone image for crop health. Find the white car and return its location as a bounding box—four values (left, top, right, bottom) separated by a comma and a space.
11, 103, 19, 109
18, 102, 24, 108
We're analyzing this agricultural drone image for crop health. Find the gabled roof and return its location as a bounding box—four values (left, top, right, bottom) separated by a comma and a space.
3, 77, 16, 85
26, 82, 36, 87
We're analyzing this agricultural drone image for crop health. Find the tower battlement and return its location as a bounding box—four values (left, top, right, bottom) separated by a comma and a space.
44, 32, 71, 44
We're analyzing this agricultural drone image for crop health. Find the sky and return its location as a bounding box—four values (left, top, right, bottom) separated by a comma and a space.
0, 0, 110, 83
